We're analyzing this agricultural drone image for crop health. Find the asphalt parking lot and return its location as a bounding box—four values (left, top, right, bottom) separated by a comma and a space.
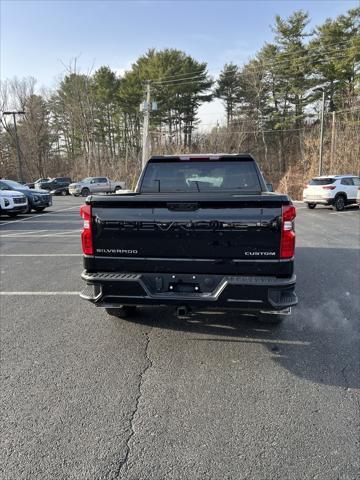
1, 197, 359, 480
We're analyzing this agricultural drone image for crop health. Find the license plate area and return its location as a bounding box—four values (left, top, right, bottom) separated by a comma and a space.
142, 273, 222, 295
169, 281, 200, 293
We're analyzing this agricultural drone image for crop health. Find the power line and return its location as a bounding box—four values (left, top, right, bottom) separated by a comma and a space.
151, 44, 357, 85
151, 52, 356, 89
153, 74, 209, 85
152, 68, 208, 82
217, 52, 354, 77
172, 107, 360, 118
216, 49, 357, 76
151, 40, 356, 83
149, 126, 310, 135
254, 39, 356, 59
153, 80, 213, 89
151, 62, 343, 89
145, 43, 357, 86
150, 117, 360, 136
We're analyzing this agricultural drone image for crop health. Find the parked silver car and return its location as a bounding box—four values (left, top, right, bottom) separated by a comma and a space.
69, 177, 125, 196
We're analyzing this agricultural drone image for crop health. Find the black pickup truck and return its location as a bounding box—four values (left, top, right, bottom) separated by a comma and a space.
80, 154, 297, 323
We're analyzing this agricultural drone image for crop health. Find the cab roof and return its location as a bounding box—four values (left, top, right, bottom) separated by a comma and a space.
314, 174, 357, 179
148, 153, 255, 162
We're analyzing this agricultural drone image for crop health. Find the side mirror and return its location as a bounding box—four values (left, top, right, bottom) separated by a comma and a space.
90, 179, 95, 184
266, 183, 274, 192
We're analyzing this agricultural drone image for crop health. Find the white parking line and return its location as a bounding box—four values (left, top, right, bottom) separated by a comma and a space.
0, 230, 80, 238
1, 234, 80, 239
42, 229, 80, 237
0, 206, 81, 226
0, 229, 50, 235
5, 220, 82, 224
0, 254, 81, 257
0, 291, 80, 296
329, 210, 359, 215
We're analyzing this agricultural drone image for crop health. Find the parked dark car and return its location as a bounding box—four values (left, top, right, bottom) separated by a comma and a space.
35, 177, 72, 196
26, 178, 50, 189
0, 179, 52, 213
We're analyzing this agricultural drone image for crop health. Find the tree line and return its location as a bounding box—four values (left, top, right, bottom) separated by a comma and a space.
0, 7, 359, 195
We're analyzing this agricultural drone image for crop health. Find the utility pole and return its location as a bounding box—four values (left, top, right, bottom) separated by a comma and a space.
318, 89, 325, 176
3, 111, 25, 182
142, 81, 151, 169
330, 111, 336, 172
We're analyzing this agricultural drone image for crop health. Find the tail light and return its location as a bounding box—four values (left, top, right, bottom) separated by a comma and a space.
80, 204, 94, 255
280, 205, 296, 259
322, 185, 336, 190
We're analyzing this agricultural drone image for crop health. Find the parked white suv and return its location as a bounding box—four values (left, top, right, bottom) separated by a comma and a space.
0, 187, 28, 217
303, 175, 360, 211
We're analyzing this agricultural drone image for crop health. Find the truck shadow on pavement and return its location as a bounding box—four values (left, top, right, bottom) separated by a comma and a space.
118, 246, 360, 390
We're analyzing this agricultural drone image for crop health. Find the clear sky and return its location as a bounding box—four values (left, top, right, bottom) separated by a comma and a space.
1, 0, 358, 127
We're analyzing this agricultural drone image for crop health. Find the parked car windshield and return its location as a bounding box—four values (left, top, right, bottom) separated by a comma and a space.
309, 178, 336, 185
0, 183, 13, 191
2, 180, 28, 189
141, 161, 261, 193
80, 178, 92, 183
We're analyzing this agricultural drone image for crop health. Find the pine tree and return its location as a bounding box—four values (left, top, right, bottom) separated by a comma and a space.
215, 63, 242, 127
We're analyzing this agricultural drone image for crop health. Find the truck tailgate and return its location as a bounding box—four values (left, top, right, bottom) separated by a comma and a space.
85, 194, 292, 276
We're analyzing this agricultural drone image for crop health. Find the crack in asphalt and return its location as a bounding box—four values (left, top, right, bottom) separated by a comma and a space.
112, 328, 153, 479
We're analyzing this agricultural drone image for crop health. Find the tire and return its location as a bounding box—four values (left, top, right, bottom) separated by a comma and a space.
257, 312, 284, 325
115, 186, 122, 193
307, 203, 316, 209
81, 187, 90, 197
60, 189, 67, 196
73, 194, 80, 197
24, 203, 32, 214
34, 207, 46, 212
6, 212, 19, 218
334, 195, 346, 211
105, 306, 138, 318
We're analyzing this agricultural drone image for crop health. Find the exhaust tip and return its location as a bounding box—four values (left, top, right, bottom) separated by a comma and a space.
175, 306, 191, 318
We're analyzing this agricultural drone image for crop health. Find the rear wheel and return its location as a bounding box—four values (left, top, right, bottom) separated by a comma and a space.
334, 195, 346, 211
115, 186, 122, 193
81, 187, 90, 197
60, 189, 67, 196
105, 306, 138, 318
307, 203, 316, 209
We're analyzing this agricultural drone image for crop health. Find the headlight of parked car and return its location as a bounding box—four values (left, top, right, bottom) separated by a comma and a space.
4, 198, 10, 207
33, 195, 40, 201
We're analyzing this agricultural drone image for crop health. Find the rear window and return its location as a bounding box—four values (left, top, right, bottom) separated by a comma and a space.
309, 178, 336, 186
141, 161, 261, 193
341, 178, 354, 186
